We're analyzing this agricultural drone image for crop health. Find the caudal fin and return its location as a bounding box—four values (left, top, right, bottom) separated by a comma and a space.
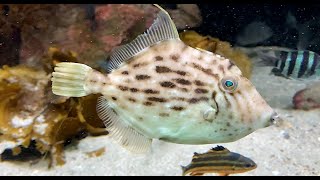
51, 62, 92, 97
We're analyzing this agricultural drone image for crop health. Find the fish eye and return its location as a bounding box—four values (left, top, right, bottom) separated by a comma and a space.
245, 163, 252, 168
221, 77, 238, 93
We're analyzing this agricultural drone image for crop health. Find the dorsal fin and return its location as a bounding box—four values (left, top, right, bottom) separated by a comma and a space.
106, 4, 179, 73
96, 96, 152, 153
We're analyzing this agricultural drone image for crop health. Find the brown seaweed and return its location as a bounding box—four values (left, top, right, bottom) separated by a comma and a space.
180, 31, 253, 79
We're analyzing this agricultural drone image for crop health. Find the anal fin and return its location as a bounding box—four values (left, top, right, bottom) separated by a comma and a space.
96, 96, 152, 153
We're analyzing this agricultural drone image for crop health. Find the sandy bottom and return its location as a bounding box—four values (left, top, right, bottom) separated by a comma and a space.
0, 58, 319, 176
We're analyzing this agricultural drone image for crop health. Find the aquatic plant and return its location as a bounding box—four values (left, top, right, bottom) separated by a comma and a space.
180, 31, 253, 79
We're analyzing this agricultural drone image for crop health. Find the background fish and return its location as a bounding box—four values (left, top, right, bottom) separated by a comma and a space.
256, 48, 320, 79
181, 146, 257, 176
51, 4, 279, 153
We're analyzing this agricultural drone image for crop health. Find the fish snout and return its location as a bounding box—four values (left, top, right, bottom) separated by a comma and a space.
269, 112, 281, 126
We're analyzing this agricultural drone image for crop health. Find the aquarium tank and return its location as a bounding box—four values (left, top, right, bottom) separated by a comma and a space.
0, 3, 319, 176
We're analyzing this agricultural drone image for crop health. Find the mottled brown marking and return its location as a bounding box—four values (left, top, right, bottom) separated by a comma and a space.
181, 44, 189, 52
159, 113, 170, 117
112, 97, 117, 101
218, 65, 225, 74
156, 66, 172, 73
198, 55, 203, 61
223, 94, 231, 108
170, 106, 185, 111
188, 97, 209, 104
155, 56, 163, 61
118, 85, 129, 91
147, 97, 167, 103
212, 59, 217, 65
133, 63, 141, 68
170, 54, 179, 62
160, 81, 176, 88
228, 114, 233, 120
138, 117, 143, 121
223, 129, 227, 131
211, 91, 217, 99
192, 63, 219, 79
195, 88, 208, 94
175, 70, 187, 76
174, 78, 191, 85
194, 80, 205, 86
179, 88, 189, 92
129, 88, 139, 92
128, 97, 136, 102
143, 101, 153, 106
228, 61, 235, 70
226, 122, 231, 127
228, 133, 233, 136
136, 74, 151, 80
90, 79, 97, 83
144, 89, 159, 94
173, 97, 186, 101
121, 71, 129, 75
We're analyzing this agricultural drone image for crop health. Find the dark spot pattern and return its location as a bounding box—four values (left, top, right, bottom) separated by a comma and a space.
129, 88, 139, 92
194, 80, 205, 86
228, 61, 235, 70
188, 97, 209, 104
156, 66, 172, 73
170, 54, 179, 62
174, 78, 191, 85
155, 56, 163, 61
192, 63, 219, 79
128, 97, 136, 102
195, 88, 208, 94
159, 113, 170, 117
218, 65, 225, 74
143, 101, 153, 106
176, 71, 187, 76
121, 71, 129, 75
160, 81, 176, 88
144, 89, 159, 94
147, 97, 167, 103
136, 74, 151, 80
112, 97, 117, 101
118, 85, 129, 91
170, 106, 185, 111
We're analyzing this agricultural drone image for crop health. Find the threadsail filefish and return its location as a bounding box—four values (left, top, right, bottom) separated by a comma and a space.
255, 48, 320, 79
51, 4, 279, 153
181, 146, 257, 176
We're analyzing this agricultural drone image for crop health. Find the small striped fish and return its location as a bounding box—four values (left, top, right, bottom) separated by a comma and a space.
259, 49, 320, 79
51, 4, 279, 153
181, 146, 257, 176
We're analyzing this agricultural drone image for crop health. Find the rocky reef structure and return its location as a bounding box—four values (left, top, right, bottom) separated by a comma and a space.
293, 82, 320, 110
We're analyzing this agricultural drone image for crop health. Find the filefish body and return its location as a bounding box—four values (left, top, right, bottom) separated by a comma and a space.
266, 50, 320, 79
51, 5, 278, 153
181, 146, 257, 176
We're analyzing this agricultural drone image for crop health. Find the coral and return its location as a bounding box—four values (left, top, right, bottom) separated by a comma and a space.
180, 31, 253, 79
292, 82, 320, 110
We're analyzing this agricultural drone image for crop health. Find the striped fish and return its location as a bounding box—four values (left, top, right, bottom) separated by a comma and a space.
260, 49, 320, 79
181, 146, 257, 176
50, 4, 279, 153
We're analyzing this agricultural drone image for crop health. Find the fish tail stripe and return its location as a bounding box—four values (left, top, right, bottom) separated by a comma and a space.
298, 51, 310, 78
310, 52, 319, 75
279, 51, 288, 72
287, 51, 297, 76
